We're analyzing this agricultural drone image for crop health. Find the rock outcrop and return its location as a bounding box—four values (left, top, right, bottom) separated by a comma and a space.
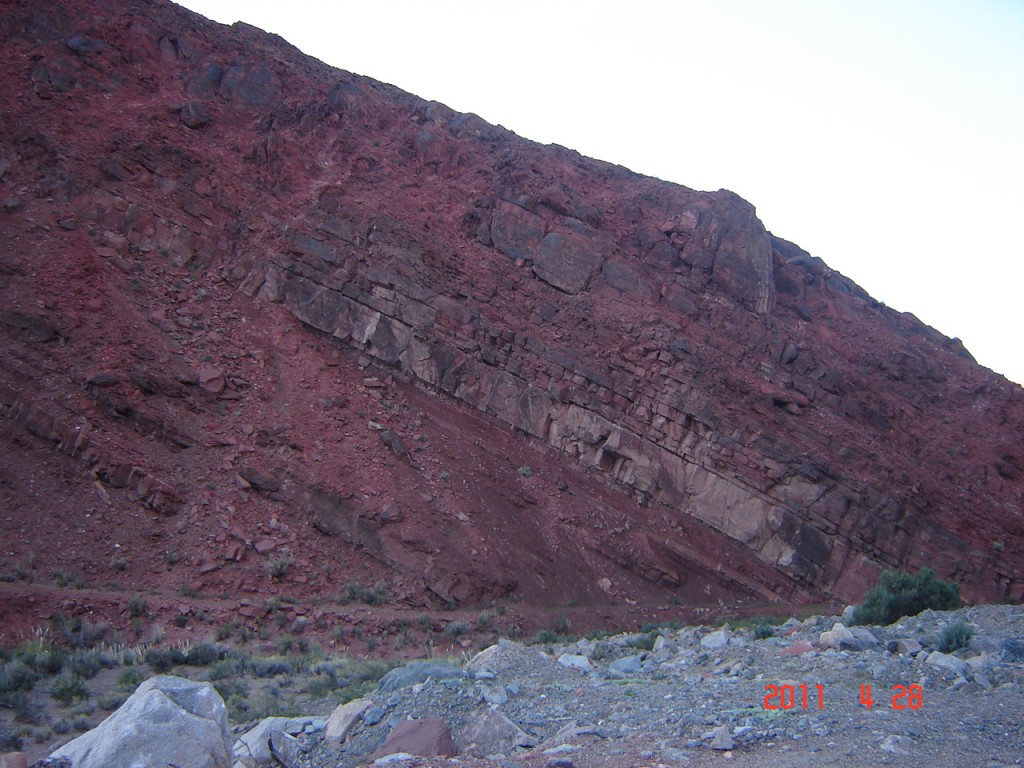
49, 676, 232, 768
0, 0, 1021, 638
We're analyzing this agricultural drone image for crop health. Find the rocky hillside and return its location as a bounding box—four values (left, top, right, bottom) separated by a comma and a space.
34, 604, 1024, 768
0, 0, 1022, 642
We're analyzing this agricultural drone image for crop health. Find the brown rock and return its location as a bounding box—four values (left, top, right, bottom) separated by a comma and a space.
369, 719, 457, 760
197, 366, 225, 394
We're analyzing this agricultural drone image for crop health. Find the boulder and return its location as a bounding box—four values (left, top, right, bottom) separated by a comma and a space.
1001, 637, 1024, 662
609, 655, 643, 675
49, 675, 232, 768
377, 661, 466, 693
557, 654, 592, 673
839, 627, 880, 652
819, 622, 854, 649
369, 719, 457, 760
234, 716, 316, 766
457, 708, 536, 757
700, 629, 729, 649
924, 651, 970, 678
324, 698, 373, 744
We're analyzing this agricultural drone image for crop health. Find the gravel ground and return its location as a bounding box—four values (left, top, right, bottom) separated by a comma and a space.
286, 604, 1024, 768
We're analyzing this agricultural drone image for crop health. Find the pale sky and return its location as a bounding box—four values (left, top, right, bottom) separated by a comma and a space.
174, 1, 1024, 385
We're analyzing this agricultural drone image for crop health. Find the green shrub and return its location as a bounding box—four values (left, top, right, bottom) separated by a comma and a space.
67, 650, 102, 680
531, 629, 557, 645
144, 647, 186, 673
249, 656, 291, 678
939, 620, 974, 652
97, 691, 127, 711
754, 624, 776, 640
128, 594, 148, 618
517, 465, 533, 477
266, 553, 295, 580
50, 672, 89, 705
117, 668, 144, 689
852, 567, 960, 626
344, 580, 387, 606
184, 642, 221, 667
0, 660, 39, 693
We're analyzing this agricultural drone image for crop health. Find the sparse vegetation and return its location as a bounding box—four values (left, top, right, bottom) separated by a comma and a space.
266, 552, 295, 580
50, 671, 89, 705
517, 465, 533, 477
128, 594, 148, 618
344, 580, 388, 606
940, 619, 974, 652
852, 567, 961, 626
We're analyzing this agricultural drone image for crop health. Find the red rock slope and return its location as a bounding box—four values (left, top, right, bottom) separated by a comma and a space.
0, 0, 1021, 641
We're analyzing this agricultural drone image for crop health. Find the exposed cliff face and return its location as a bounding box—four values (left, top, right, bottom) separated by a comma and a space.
0, 0, 1021, 641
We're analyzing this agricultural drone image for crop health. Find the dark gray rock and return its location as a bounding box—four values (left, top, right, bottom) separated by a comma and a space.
378, 661, 466, 693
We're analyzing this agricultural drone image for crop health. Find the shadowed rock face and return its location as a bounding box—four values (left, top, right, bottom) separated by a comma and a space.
0, 0, 1021, 632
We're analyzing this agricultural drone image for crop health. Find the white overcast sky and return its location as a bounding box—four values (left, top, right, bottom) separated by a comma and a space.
174, 0, 1024, 385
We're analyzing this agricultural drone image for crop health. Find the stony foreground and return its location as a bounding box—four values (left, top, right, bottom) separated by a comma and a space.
20, 604, 1024, 768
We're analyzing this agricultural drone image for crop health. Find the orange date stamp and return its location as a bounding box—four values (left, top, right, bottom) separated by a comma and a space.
763, 683, 923, 711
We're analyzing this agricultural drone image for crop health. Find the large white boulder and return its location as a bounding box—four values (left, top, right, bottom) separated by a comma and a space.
50, 675, 232, 768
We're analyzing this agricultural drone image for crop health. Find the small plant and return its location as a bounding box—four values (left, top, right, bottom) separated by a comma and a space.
445, 621, 469, 640
128, 594, 148, 618
0, 660, 39, 693
852, 568, 961, 626
144, 647, 185, 673
173, 614, 189, 628
532, 629, 557, 645
67, 651, 102, 680
164, 550, 180, 566
939, 620, 974, 653
109, 556, 129, 572
180, 585, 203, 598
517, 465, 533, 477
344, 580, 387, 606
97, 691, 127, 711
266, 553, 295, 580
117, 668, 144, 688
185, 642, 221, 666
553, 616, 572, 635
50, 672, 89, 705
754, 623, 776, 640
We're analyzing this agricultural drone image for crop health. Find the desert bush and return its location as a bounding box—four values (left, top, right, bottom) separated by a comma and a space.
249, 656, 291, 678
754, 623, 776, 640
531, 629, 557, 645
344, 580, 388, 606
53, 614, 108, 648
67, 650, 103, 680
852, 567, 960, 626
0, 660, 39, 693
940, 619, 974, 652
184, 642, 221, 667
50, 672, 89, 705
97, 691, 127, 711
0, 724, 22, 750
445, 621, 469, 639
266, 553, 295, 580
144, 647, 186, 673
207, 657, 243, 680
117, 668, 144, 688
128, 594, 148, 618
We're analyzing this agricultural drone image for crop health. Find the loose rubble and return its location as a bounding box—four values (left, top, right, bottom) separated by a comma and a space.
27, 604, 1024, 768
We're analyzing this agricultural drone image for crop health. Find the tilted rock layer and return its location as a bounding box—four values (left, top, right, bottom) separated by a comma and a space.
0, 0, 1021, 633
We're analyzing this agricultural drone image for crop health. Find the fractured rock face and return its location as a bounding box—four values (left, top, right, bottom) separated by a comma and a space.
0, 0, 1021, 629
50, 676, 232, 768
